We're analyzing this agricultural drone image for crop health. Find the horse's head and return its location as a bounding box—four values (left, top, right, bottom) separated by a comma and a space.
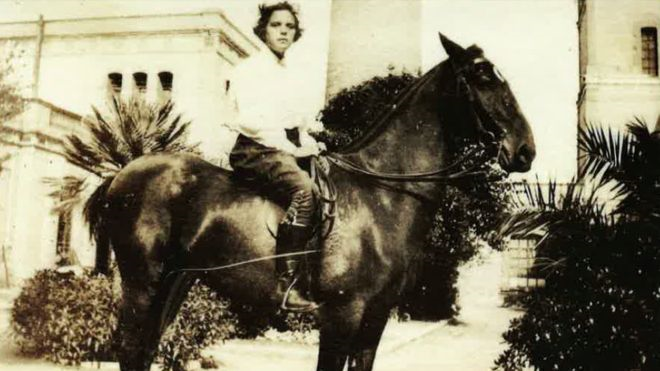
440, 33, 536, 173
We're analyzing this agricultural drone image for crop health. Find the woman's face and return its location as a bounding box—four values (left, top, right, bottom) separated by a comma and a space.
265, 10, 297, 56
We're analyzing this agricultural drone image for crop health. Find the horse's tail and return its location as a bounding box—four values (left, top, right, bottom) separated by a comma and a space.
84, 176, 115, 276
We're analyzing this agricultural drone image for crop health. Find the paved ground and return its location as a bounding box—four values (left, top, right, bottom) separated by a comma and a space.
0, 250, 521, 371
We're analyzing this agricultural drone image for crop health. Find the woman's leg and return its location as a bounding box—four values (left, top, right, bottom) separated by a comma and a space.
229, 136, 318, 311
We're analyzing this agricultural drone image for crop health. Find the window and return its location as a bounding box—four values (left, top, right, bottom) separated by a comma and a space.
641, 27, 658, 76
108, 72, 122, 93
133, 72, 148, 93
158, 71, 173, 91
55, 210, 72, 266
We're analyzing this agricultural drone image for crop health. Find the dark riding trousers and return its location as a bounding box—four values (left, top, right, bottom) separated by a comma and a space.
229, 132, 316, 227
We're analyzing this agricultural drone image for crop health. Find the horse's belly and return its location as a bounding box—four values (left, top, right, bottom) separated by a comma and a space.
185, 194, 286, 306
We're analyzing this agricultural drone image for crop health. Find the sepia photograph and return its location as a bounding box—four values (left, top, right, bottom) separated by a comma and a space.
0, 0, 658, 370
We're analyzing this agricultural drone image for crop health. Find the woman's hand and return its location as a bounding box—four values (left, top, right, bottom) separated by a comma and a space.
294, 143, 322, 158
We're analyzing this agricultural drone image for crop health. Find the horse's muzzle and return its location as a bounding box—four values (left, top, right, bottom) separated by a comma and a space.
500, 142, 535, 173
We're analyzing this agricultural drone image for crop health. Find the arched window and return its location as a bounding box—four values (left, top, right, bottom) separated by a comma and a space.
133, 72, 148, 93
641, 27, 658, 76
107, 72, 122, 93
158, 71, 173, 91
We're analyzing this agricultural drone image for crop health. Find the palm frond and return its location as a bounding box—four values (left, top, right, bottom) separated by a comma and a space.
502, 178, 610, 240
578, 123, 638, 189
64, 96, 195, 178
43, 176, 86, 214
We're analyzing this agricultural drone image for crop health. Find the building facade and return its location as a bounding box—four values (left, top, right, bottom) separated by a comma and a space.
0, 11, 257, 284
505, 0, 660, 292
578, 0, 660, 130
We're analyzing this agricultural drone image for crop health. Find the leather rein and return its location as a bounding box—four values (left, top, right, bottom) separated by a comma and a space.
324, 58, 504, 184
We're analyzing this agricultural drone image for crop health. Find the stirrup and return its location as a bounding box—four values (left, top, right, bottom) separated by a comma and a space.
280, 276, 320, 313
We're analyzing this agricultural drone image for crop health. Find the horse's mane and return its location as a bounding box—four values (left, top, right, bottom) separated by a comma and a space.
337, 63, 444, 154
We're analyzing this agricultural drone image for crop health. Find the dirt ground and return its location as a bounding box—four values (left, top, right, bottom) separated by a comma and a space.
0, 250, 522, 371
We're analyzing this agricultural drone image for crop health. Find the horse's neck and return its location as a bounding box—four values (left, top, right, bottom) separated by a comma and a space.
345, 72, 449, 200
331, 72, 448, 250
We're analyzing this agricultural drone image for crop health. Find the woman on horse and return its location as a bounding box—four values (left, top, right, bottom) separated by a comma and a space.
226, 1, 324, 312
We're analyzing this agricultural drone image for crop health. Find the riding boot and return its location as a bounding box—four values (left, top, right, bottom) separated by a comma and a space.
276, 223, 319, 312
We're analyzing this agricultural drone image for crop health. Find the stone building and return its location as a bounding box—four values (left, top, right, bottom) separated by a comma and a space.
504, 0, 660, 292
0, 11, 257, 285
578, 0, 660, 130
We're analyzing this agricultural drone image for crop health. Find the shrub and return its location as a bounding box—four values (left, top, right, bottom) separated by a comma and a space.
11, 269, 118, 365
496, 122, 660, 370
10, 269, 239, 370
496, 220, 660, 370
318, 73, 510, 320
158, 284, 238, 371
317, 72, 417, 150
401, 147, 509, 320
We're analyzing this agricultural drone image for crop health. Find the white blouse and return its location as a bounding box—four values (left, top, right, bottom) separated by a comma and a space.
226, 49, 323, 154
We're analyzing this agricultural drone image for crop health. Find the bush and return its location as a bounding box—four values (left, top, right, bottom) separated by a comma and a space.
496, 122, 660, 370
11, 269, 239, 370
318, 72, 510, 320
158, 284, 238, 371
317, 72, 417, 150
11, 269, 118, 365
496, 220, 660, 370
402, 148, 509, 320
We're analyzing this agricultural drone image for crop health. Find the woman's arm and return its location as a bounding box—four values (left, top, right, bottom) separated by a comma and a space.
298, 113, 325, 149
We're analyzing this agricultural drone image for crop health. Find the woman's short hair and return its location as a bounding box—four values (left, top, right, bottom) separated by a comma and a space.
253, 1, 303, 43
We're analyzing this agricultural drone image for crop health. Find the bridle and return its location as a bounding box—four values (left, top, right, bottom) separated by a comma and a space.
325, 56, 507, 184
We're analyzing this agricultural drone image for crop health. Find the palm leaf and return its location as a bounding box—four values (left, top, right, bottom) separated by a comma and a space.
44, 176, 86, 214
503, 178, 610, 240
58, 95, 196, 219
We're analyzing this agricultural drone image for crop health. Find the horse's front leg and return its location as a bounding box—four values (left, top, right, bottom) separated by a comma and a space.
347, 305, 390, 371
316, 299, 366, 371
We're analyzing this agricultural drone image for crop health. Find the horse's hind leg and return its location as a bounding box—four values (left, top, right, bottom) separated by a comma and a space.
117, 269, 194, 371
316, 299, 366, 371
117, 278, 161, 371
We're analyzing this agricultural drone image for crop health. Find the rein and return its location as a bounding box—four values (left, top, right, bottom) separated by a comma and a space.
325, 147, 488, 183
163, 250, 321, 282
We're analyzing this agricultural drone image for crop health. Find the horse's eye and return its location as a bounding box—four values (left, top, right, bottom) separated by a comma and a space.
473, 62, 494, 83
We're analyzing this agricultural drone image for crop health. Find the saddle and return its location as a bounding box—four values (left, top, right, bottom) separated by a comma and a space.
309, 156, 337, 239
227, 153, 337, 241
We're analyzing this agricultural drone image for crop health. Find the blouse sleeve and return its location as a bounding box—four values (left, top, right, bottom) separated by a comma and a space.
227, 69, 299, 154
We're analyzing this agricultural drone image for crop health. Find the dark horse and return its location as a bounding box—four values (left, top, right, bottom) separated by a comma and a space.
93, 35, 535, 371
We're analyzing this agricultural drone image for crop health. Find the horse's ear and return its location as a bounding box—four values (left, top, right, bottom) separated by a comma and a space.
439, 33, 465, 58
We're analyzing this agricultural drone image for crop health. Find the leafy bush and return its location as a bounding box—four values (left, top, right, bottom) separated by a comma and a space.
496, 122, 660, 370
317, 72, 417, 150
11, 269, 118, 365
318, 73, 510, 320
158, 284, 238, 371
10, 269, 239, 370
402, 146, 509, 320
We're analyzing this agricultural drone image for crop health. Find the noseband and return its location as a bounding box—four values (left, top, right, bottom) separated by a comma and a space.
326, 58, 505, 183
